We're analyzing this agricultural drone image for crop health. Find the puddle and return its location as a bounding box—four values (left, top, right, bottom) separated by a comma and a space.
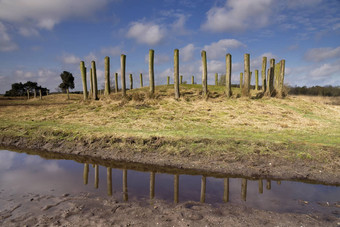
0, 149, 339, 216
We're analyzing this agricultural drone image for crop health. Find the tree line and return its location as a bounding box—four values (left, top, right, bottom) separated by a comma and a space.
288, 85, 340, 97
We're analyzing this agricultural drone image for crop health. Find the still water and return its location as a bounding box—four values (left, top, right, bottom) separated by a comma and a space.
0, 149, 339, 216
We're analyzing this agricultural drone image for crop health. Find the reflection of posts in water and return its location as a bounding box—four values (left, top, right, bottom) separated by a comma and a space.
150, 172, 155, 199
266, 180, 271, 190
174, 174, 179, 203
83, 163, 89, 185
277, 181, 281, 185
107, 167, 112, 196
200, 176, 206, 203
258, 179, 263, 194
223, 178, 229, 202
94, 165, 99, 189
241, 179, 247, 201
123, 169, 128, 201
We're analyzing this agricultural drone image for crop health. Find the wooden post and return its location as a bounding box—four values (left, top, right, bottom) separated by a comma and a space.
278, 60, 285, 98
200, 176, 206, 203
83, 163, 89, 185
215, 73, 218, 86
261, 57, 267, 92
27, 90, 30, 100
167, 76, 170, 85
123, 169, 128, 201
242, 53, 250, 97
266, 180, 271, 190
94, 164, 99, 189
266, 59, 275, 97
91, 61, 98, 100
226, 53, 232, 98
121, 54, 126, 96
149, 49, 155, 95
140, 73, 143, 88
89, 68, 93, 97
80, 61, 88, 100
104, 56, 110, 96
39, 89, 42, 100
174, 49, 180, 99
180, 75, 183, 84
201, 50, 208, 97
150, 172, 155, 199
34, 89, 36, 99
129, 74, 133, 90
115, 73, 118, 93
174, 174, 179, 203
107, 167, 112, 196
191, 75, 194, 84
241, 178, 247, 201
274, 61, 281, 91
223, 178, 229, 202
240, 72, 243, 89
258, 179, 263, 194
255, 70, 259, 90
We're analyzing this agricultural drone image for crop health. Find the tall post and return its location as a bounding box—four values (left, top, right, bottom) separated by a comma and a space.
104, 56, 110, 96
259, 179, 263, 194
274, 61, 281, 91
215, 73, 218, 86
278, 60, 285, 98
266, 179, 271, 190
91, 61, 98, 100
83, 163, 89, 185
226, 53, 232, 98
223, 178, 229, 202
115, 73, 118, 93
174, 49, 180, 99
255, 70, 259, 90
107, 167, 112, 196
240, 72, 243, 89
201, 50, 208, 97
200, 176, 206, 203
27, 90, 30, 100
241, 178, 247, 201
266, 59, 275, 97
149, 49, 155, 95
191, 75, 194, 84
94, 164, 99, 189
140, 73, 143, 88
80, 61, 88, 100
39, 89, 42, 100
180, 75, 183, 84
261, 57, 267, 92
150, 172, 155, 199
121, 54, 126, 96
242, 53, 250, 97
123, 169, 128, 201
89, 68, 93, 97
167, 76, 170, 85
34, 89, 36, 98
174, 174, 179, 203
129, 74, 133, 90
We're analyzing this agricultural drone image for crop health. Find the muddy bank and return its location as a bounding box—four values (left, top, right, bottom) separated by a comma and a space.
1, 135, 339, 185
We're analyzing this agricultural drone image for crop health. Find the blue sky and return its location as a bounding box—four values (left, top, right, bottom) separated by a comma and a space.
0, 0, 339, 93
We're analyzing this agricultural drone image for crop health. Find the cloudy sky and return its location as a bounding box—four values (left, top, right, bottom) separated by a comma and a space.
0, 0, 339, 93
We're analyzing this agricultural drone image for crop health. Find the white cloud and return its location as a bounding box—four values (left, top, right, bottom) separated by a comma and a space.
309, 61, 340, 79
127, 22, 166, 45
144, 53, 170, 65
0, 0, 110, 30
62, 53, 81, 65
203, 39, 245, 59
171, 14, 190, 35
304, 46, 340, 62
100, 46, 122, 56
180, 44, 195, 62
18, 27, 39, 37
0, 22, 18, 51
285, 0, 322, 9
202, 0, 274, 32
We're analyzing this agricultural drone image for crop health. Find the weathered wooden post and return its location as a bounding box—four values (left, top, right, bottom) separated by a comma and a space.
80, 61, 88, 100
149, 49, 155, 96
83, 163, 89, 185
174, 174, 179, 203
223, 178, 229, 202
167, 76, 170, 85
241, 178, 247, 201
27, 90, 30, 100
89, 68, 93, 97
200, 176, 206, 203
94, 164, 99, 188
150, 172, 155, 199
215, 73, 218, 86
140, 73, 143, 88
255, 70, 259, 90
91, 61, 99, 100
123, 169, 128, 201
266, 179, 271, 190
266, 59, 275, 97
277, 60, 285, 98
191, 75, 194, 84
242, 53, 250, 97
39, 89, 42, 100
201, 50, 208, 97
274, 61, 282, 91
226, 53, 232, 98
129, 74, 133, 90
104, 56, 110, 96
261, 57, 267, 92
258, 179, 263, 194
240, 72, 243, 89
174, 49, 180, 99
34, 89, 36, 99
107, 167, 112, 196
121, 54, 126, 96
180, 75, 183, 84
115, 73, 118, 93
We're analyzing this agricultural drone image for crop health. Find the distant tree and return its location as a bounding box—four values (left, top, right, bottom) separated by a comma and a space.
59, 71, 75, 100
5, 81, 48, 97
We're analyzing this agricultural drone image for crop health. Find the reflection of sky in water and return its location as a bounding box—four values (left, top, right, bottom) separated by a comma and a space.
0, 150, 339, 215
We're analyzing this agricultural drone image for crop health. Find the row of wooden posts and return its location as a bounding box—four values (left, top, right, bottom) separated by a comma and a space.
26, 89, 48, 100
79, 50, 285, 101
83, 163, 280, 203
